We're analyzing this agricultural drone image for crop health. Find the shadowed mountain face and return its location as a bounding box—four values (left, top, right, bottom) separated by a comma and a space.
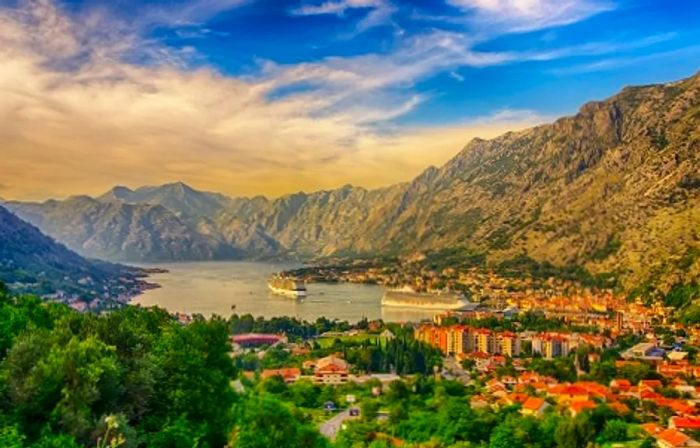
5, 72, 700, 291
0, 206, 143, 299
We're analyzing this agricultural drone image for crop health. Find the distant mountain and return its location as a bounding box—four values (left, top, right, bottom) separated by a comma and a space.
0, 205, 147, 302
5, 71, 700, 293
98, 182, 232, 219
4, 195, 239, 262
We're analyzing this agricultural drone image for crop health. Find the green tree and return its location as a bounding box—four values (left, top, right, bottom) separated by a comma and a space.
232, 396, 328, 448
598, 419, 628, 443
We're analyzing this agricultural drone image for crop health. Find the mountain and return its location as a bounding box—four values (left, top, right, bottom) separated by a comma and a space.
98, 182, 232, 219
4, 195, 239, 262
5, 71, 700, 292
0, 205, 148, 303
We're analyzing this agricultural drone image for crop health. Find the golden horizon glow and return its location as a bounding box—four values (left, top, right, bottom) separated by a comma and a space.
0, 1, 548, 202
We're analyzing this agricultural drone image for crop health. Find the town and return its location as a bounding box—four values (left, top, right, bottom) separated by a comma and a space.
224, 288, 700, 448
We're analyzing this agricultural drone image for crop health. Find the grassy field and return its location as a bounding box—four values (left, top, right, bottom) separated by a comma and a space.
316, 334, 387, 348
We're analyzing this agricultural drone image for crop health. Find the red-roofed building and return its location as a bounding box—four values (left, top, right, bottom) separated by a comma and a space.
657, 428, 700, 448
640, 423, 663, 437
503, 393, 529, 406
569, 400, 597, 417
640, 379, 664, 392
548, 384, 590, 405
520, 397, 550, 417
314, 355, 350, 385
608, 401, 630, 415
670, 417, 700, 431
231, 333, 285, 347
610, 379, 632, 392
261, 368, 301, 383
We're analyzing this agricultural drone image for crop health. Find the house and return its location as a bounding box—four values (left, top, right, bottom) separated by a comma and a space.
608, 401, 631, 416
569, 400, 596, 417
503, 393, 529, 406
656, 428, 700, 448
547, 384, 590, 405
640, 380, 664, 392
610, 379, 632, 392
640, 423, 663, 438
520, 397, 550, 417
470, 395, 490, 409
670, 417, 700, 431
261, 368, 301, 383
314, 355, 350, 385
622, 342, 665, 361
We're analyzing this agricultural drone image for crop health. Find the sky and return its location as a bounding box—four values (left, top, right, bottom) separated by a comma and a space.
0, 0, 699, 201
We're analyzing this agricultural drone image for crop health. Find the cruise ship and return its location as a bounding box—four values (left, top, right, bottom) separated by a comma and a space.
268, 276, 307, 298
381, 286, 472, 310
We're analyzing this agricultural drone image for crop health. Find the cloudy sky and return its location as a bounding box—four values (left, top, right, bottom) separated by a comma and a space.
1, 0, 699, 200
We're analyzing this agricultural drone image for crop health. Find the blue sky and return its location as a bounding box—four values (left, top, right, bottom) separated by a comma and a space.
1, 0, 699, 199
118, 0, 700, 123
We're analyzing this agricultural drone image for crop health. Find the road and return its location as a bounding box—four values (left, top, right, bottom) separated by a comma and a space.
319, 409, 352, 441
443, 356, 472, 385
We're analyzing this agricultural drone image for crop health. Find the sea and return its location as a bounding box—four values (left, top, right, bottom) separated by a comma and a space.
132, 261, 436, 323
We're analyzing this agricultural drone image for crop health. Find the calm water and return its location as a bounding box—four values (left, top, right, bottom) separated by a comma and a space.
132, 261, 435, 323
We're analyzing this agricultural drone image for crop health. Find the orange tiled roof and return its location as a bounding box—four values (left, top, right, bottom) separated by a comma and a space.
505, 393, 530, 405
657, 428, 691, 447
639, 379, 663, 390
570, 400, 596, 414
671, 416, 700, 430
608, 401, 630, 415
522, 397, 547, 411
640, 423, 662, 436
548, 384, 589, 396
261, 368, 301, 380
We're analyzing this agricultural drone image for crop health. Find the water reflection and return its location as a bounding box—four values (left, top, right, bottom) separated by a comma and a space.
133, 261, 438, 323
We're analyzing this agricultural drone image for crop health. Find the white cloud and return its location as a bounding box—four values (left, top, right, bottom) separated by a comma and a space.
0, 0, 551, 201
448, 0, 614, 32
290, 0, 397, 32
292, 0, 382, 16
137, 0, 250, 26
0, 0, 659, 202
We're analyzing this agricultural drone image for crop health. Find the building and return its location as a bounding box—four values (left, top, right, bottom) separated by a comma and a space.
231, 333, 286, 347
520, 397, 550, 417
498, 331, 521, 357
261, 368, 301, 383
314, 356, 350, 385
656, 428, 700, 448
622, 342, 666, 362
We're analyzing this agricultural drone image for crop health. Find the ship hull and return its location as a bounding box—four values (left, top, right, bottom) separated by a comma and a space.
381, 290, 470, 310
268, 284, 307, 299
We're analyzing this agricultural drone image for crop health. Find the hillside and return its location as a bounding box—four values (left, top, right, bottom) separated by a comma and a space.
5, 72, 700, 293
5, 194, 240, 262
0, 206, 149, 303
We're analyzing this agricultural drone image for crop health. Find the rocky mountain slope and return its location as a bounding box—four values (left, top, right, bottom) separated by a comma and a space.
5, 194, 240, 262
0, 206, 147, 301
5, 71, 700, 292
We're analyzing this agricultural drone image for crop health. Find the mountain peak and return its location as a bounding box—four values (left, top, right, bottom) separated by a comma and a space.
99, 186, 134, 202
160, 181, 195, 193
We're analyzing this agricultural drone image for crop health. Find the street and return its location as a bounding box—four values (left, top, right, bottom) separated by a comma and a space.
319, 409, 353, 441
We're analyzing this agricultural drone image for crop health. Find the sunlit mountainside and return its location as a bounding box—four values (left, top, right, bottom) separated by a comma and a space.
5, 72, 699, 294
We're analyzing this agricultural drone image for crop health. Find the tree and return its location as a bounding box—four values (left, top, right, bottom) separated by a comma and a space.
554, 415, 595, 448
361, 400, 380, 422
489, 423, 523, 448
598, 420, 628, 443
232, 396, 328, 448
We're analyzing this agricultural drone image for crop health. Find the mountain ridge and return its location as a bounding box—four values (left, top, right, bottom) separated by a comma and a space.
0, 205, 149, 304
4, 71, 700, 293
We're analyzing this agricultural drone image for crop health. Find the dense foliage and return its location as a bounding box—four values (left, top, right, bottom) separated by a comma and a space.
0, 284, 236, 447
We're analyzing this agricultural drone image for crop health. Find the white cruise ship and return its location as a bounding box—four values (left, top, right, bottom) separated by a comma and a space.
268, 276, 307, 298
381, 286, 471, 310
